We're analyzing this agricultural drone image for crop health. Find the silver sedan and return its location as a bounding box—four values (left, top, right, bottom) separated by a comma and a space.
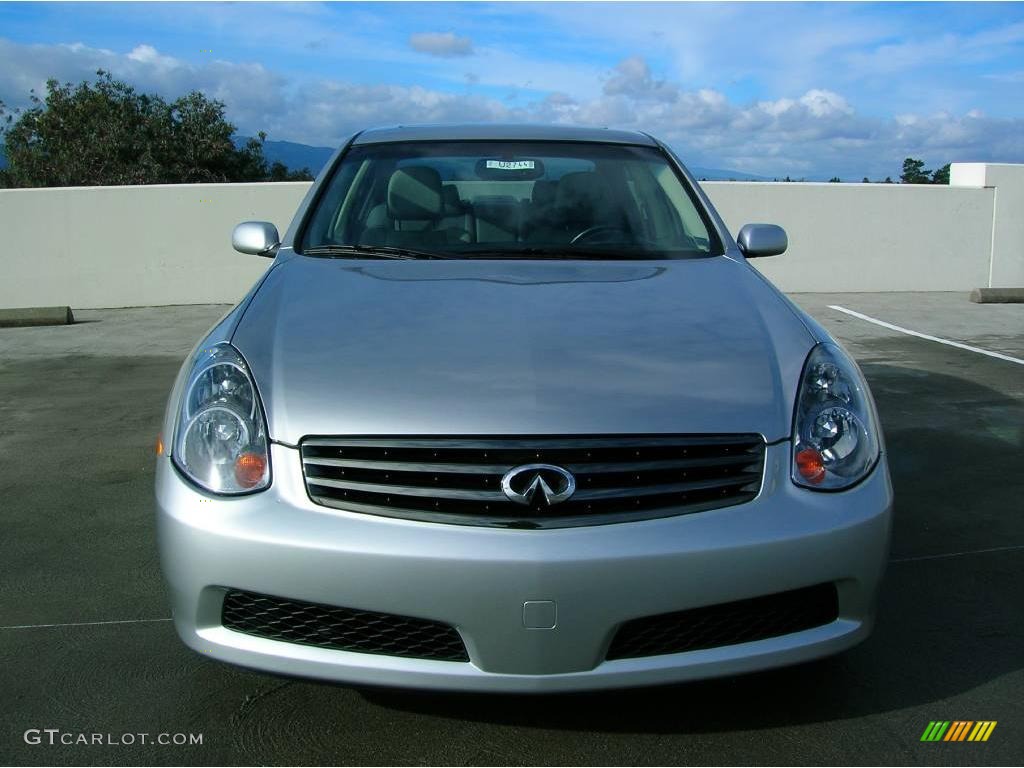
155, 124, 892, 692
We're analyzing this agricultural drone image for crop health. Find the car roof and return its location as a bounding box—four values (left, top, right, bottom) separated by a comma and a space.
351, 123, 659, 147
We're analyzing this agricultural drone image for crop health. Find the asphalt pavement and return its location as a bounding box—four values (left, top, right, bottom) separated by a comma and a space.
0, 292, 1021, 766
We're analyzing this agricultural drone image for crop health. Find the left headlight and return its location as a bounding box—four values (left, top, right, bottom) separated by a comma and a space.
172, 343, 270, 494
792, 342, 880, 490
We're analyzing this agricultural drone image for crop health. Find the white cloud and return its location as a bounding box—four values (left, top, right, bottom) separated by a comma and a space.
1, 39, 1022, 179
602, 57, 678, 102
409, 32, 474, 58
126, 44, 177, 69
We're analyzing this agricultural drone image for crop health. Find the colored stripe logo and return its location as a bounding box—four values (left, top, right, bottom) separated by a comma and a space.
921, 721, 997, 742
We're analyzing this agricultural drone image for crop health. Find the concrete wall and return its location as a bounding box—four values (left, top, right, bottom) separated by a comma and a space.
949, 163, 1024, 288
704, 181, 994, 293
1, 163, 1021, 309
0, 182, 309, 309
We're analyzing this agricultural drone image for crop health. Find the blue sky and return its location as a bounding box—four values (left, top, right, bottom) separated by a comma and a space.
2, 1, 1023, 178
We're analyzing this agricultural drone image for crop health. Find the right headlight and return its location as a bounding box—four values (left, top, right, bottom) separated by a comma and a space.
792, 342, 880, 490
172, 343, 270, 494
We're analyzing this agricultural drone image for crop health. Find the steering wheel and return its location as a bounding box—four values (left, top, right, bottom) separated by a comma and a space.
569, 225, 632, 245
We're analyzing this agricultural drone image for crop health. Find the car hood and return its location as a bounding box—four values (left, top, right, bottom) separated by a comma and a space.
232, 256, 815, 444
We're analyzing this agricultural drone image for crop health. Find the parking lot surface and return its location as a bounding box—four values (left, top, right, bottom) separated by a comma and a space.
1, 291, 1021, 766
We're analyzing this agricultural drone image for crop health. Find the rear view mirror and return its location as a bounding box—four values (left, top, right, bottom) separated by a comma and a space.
737, 223, 787, 258
232, 221, 281, 257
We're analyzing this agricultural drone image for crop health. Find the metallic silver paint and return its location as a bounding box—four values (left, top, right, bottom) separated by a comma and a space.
737, 223, 789, 258
156, 441, 892, 692
352, 123, 658, 147
231, 257, 815, 444
231, 221, 280, 257
156, 125, 893, 691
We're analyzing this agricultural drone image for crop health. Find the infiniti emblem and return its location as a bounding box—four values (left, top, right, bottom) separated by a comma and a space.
500, 464, 576, 507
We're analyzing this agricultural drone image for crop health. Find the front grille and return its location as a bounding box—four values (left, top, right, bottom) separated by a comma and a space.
606, 583, 839, 660
221, 590, 469, 662
300, 435, 765, 528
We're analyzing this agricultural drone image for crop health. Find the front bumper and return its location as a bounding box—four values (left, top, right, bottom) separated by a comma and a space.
156, 442, 892, 692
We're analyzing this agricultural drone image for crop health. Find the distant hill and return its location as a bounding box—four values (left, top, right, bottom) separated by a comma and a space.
690, 167, 769, 182
250, 139, 334, 174
233, 137, 332, 175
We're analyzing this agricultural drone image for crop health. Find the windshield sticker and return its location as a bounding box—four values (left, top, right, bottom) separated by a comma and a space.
485, 160, 535, 171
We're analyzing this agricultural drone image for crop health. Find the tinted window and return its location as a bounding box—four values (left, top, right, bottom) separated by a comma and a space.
302, 141, 720, 259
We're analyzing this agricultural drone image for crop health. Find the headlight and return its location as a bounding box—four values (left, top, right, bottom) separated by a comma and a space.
173, 343, 270, 494
792, 343, 879, 490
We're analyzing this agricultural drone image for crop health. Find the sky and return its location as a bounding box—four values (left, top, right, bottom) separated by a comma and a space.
1, 1, 1023, 179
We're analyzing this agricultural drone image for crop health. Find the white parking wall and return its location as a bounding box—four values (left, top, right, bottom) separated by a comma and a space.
949, 163, 1024, 287
1, 182, 310, 309
703, 182, 994, 293
0, 171, 1012, 309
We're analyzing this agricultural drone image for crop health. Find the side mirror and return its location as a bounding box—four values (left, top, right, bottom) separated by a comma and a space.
232, 221, 280, 257
736, 223, 787, 258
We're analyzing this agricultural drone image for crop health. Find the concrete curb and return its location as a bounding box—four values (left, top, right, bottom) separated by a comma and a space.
970, 288, 1024, 304
0, 306, 75, 327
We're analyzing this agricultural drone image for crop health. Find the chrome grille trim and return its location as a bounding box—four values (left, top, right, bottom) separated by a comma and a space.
300, 435, 766, 529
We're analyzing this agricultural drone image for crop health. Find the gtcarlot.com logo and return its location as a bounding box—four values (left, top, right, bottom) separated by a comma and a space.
24, 729, 203, 747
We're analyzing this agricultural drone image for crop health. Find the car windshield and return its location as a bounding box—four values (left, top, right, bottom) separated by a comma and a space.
300, 141, 721, 259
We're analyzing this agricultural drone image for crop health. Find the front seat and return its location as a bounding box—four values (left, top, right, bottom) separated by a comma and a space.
384, 167, 470, 246
528, 171, 620, 243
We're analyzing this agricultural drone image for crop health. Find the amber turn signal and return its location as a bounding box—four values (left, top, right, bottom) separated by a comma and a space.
234, 451, 267, 488
795, 447, 826, 485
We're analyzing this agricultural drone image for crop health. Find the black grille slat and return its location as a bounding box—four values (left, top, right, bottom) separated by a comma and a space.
303, 457, 759, 493
307, 475, 506, 501
606, 583, 839, 660
572, 472, 762, 501
302, 452, 758, 476
300, 438, 763, 466
221, 590, 469, 662
300, 435, 766, 528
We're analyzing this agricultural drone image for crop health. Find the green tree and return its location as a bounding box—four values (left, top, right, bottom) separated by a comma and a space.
0, 70, 299, 188
828, 176, 841, 183
862, 177, 870, 183
931, 163, 951, 185
883, 176, 894, 184
268, 161, 314, 182
900, 157, 932, 184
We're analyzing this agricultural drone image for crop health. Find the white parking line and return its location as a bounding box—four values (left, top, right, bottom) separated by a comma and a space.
890, 544, 1024, 564
0, 618, 172, 630
828, 305, 1024, 366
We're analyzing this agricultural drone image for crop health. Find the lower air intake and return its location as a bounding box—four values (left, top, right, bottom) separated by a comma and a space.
606, 583, 839, 660
221, 589, 469, 662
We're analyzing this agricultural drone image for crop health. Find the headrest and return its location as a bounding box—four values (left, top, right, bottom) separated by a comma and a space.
531, 180, 557, 207
441, 184, 462, 212
388, 166, 442, 219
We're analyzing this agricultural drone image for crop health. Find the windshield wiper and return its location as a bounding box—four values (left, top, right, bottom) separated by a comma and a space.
301, 244, 454, 260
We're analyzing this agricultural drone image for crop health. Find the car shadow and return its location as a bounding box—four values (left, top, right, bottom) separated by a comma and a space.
355, 359, 1024, 734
